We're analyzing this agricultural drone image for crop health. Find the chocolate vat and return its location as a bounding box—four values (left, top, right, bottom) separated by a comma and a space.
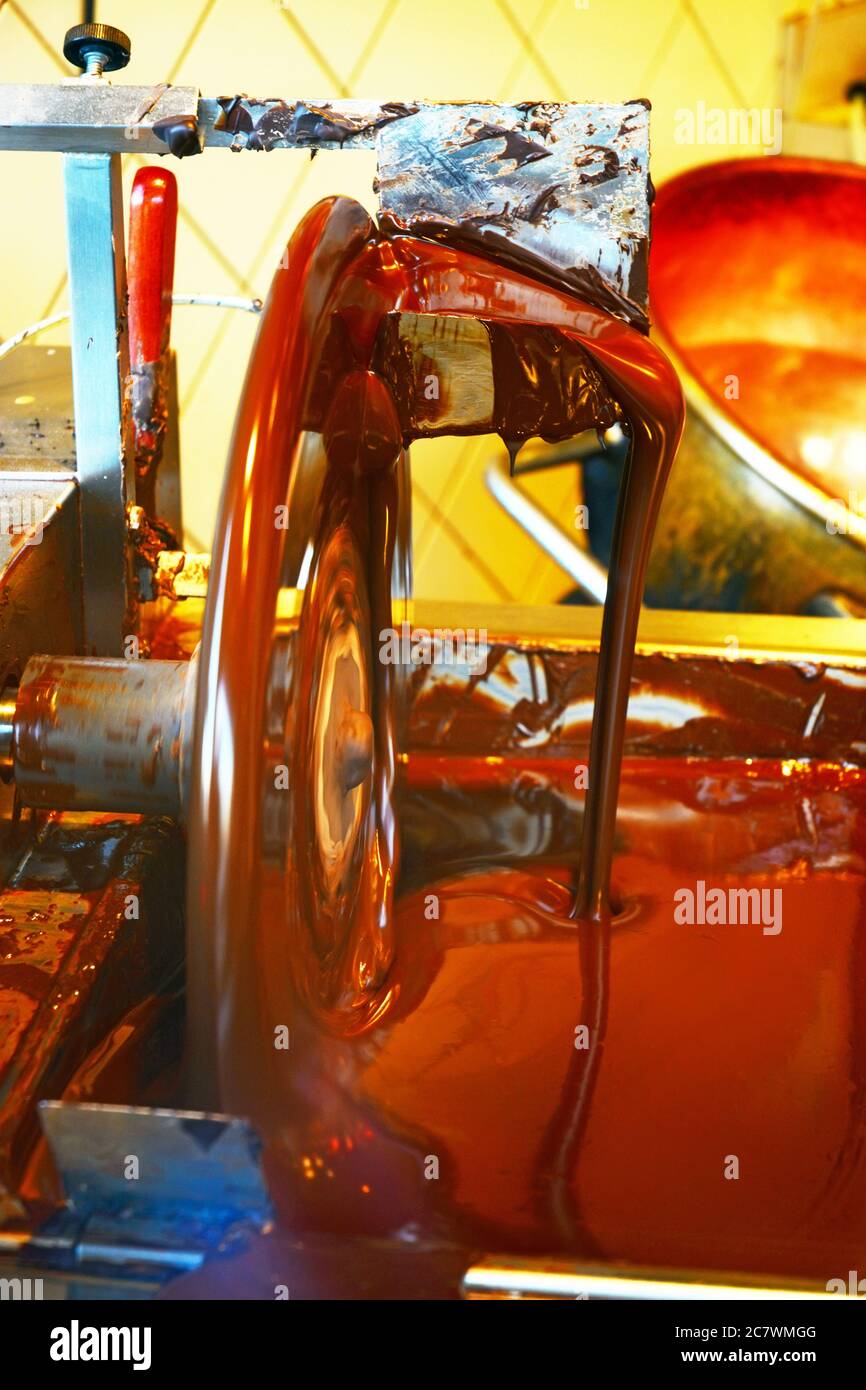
178, 194, 866, 1295
647, 158, 866, 614
171, 600, 866, 1296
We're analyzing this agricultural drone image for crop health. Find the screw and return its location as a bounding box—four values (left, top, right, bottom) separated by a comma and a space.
81, 46, 106, 78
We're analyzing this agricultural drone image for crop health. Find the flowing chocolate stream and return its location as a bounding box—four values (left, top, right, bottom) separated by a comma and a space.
572, 333, 684, 918
525, 315, 683, 1246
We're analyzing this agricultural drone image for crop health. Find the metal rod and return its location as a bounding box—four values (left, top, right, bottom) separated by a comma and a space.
12, 653, 197, 818
170, 293, 262, 313
0, 694, 16, 774
63, 152, 133, 654
463, 1257, 837, 1300
485, 465, 610, 605
0, 294, 262, 367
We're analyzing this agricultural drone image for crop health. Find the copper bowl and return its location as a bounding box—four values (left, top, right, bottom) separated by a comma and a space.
646, 157, 866, 614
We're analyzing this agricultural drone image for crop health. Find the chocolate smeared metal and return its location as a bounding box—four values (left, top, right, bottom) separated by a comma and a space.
213, 97, 422, 152
485, 322, 620, 450
152, 113, 202, 158
458, 120, 553, 168
375, 102, 651, 332
207, 97, 650, 329
371, 311, 621, 456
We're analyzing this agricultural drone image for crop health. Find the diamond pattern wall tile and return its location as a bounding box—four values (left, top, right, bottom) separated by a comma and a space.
3, 1, 72, 77
170, 0, 341, 93
0, 7, 68, 337
0, 0, 802, 601
173, 306, 259, 548
484, 0, 560, 100
412, 473, 514, 604
636, 11, 753, 181
358, 0, 526, 97
520, 464, 594, 605
688, 0, 792, 111
529, 0, 683, 102
276, 0, 398, 92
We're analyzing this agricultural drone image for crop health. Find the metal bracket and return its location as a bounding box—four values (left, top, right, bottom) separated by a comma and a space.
29, 1101, 273, 1277
63, 152, 133, 654
0, 82, 200, 154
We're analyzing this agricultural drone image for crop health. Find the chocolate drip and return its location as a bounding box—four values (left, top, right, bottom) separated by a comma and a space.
526, 290, 683, 1247
485, 321, 621, 446
369, 312, 621, 447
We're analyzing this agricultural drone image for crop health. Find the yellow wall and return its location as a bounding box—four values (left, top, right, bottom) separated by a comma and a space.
0, 0, 794, 602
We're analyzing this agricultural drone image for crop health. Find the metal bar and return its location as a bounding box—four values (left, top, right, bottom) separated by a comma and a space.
0, 83, 200, 154
12, 652, 197, 817
410, 598, 866, 665
485, 465, 610, 604
3, 87, 651, 327
0, 87, 646, 154
463, 1257, 836, 1300
63, 153, 132, 653
0, 88, 416, 153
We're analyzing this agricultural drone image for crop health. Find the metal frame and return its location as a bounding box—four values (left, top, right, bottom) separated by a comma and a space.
63, 152, 133, 653
0, 77, 651, 657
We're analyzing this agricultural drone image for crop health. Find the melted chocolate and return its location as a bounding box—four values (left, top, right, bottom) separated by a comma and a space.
485, 320, 621, 456
213, 99, 422, 153
377, 212, 650, 334
370, 312, 621, 449
186, 200, 716, 1290
183, 752, 866, 1290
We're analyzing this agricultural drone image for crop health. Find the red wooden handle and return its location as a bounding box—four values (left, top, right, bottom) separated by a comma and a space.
128, 166, 178, 368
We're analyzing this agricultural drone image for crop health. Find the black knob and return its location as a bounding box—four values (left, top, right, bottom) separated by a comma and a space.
63, 22, 131, 74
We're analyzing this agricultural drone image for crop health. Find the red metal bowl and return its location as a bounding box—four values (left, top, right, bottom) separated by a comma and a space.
650, 157, 866, 504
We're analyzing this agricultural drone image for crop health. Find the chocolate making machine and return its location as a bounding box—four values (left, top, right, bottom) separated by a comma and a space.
1, 23, 866, 1301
